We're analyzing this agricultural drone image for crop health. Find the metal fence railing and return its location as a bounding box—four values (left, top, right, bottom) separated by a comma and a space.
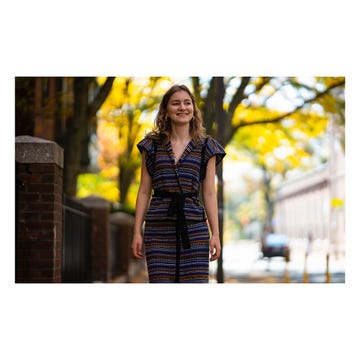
62, 196, 91, 283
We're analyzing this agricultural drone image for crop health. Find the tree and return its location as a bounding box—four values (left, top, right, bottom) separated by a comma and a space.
63, 77, 115, 197
191, 76, 345, 282
96, 77, 170, 208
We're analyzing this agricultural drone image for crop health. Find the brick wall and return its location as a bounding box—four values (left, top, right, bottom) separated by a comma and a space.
15, 136, 63, 282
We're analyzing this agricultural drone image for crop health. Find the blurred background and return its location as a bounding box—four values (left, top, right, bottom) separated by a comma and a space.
15, 76, 345, 283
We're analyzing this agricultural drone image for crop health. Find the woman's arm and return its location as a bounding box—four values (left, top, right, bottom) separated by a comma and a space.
202, 156, 221, 261
131, 152, 152, 259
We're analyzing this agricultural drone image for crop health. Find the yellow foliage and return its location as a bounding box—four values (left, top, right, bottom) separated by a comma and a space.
85, 76, 173, 208
331, 198, 344, 208
77, 174, 119, 203
100, 165, 119, 179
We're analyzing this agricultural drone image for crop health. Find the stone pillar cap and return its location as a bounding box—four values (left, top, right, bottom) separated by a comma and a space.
78, 195, 110, 209
15, 135, 64, 168
110, 211, 135, 225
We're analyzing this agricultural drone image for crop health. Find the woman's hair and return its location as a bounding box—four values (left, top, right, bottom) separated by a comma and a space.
146, 84, 207, 143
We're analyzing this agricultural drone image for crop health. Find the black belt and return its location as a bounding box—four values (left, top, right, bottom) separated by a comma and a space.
153, 190, 198, 283
153, 190, 198, 251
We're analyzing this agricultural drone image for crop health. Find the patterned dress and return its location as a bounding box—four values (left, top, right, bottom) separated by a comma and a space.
137, 136, 226, 283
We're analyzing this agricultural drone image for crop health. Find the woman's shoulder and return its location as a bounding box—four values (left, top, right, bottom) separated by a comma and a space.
201, 136, 223, 148
202, 136, 226, 164
138, 136, 152, 146
137, 136, 156, 154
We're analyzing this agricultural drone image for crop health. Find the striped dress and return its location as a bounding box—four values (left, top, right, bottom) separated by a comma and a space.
137, 136, 226, 283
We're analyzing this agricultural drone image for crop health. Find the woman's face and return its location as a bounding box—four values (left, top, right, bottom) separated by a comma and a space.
166, 90, 194, 125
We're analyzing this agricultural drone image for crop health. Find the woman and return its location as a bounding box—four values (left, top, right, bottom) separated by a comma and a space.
131, 84, 226, 283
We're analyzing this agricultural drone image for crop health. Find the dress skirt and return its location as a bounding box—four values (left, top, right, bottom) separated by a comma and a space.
144, 219, 210, 283
137, 136, 226, 284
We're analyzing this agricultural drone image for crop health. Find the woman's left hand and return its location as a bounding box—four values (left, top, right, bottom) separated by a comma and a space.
209, 234, 221, 261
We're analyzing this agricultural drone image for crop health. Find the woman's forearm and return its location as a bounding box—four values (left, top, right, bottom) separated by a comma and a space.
203, 190, 220, 236
202, 156, 219, 236
133, 191, 151, 235
133, 152, 152, 235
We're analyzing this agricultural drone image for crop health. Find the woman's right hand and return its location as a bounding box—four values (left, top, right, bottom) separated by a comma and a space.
131, 233, 144, 259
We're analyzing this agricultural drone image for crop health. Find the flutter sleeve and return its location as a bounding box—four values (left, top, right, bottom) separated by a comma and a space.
137, 137, 155, 177
203, 137, 226, 167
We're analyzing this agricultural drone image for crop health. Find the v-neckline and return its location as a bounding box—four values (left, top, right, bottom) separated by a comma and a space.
167, 139, 194, 166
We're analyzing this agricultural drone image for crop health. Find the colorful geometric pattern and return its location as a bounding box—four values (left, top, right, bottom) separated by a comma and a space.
137, 137, 225, 283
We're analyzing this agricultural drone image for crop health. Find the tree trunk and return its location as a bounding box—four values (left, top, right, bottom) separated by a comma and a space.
119, 165, 136, 205
15, 77, 36, 136
64, 78, 90, 196
261, 166, 275, 234
214, 77, 226, 283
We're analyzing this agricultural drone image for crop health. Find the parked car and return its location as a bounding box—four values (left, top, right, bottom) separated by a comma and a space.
261, 233, 290, 262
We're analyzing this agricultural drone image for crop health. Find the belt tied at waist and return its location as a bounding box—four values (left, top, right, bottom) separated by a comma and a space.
153, 190, 198, 250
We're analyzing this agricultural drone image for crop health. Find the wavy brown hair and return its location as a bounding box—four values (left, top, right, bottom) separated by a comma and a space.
146, 84, 207, 144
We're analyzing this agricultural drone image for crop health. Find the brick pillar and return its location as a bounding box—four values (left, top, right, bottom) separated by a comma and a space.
79, 196, 110, 282
15, 136, 63, 283
109, 212, 145, 282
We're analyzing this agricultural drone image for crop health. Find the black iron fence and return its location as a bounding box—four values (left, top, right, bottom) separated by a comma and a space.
62, 196, 91, 282
62, 195, 142, 283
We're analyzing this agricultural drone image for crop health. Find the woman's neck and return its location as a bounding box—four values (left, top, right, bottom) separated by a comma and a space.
170, 124, 191, 143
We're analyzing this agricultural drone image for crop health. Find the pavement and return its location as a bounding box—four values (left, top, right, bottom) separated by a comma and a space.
129, 239, 345, 284
210, 239, 345, 283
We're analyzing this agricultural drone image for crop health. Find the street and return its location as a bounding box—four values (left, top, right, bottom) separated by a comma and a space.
210, 239, 345, 283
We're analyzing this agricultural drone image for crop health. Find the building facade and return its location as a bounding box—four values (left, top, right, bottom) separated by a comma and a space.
274, 141, 345, 256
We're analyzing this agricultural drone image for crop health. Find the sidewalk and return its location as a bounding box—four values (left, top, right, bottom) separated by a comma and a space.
129, 267, 149, 283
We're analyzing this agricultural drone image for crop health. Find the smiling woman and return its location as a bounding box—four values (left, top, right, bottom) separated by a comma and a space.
131, 84, 226, 283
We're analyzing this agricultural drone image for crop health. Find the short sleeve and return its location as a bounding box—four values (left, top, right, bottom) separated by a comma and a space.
137, 137, 155, 176
203, 137, 226, 167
